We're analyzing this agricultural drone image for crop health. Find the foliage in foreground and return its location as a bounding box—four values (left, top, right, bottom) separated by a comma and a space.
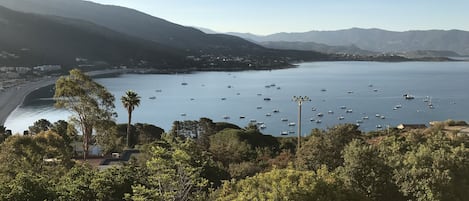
0, 122, 467, 201
213, 166, 367, 201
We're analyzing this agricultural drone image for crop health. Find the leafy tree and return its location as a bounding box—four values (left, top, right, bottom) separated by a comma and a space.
28, 118, 52, 135
227, 161, 262, 179
129, 140, 209, 201
55, 164, 97, 201
213, 167, 367, 201
195, 118, 217, 149
209, 129, 255, 166
376, 130, 469, 201
91, 165, 137, 201
0, 171, 54, 201
0, 130, 73, 180
121, 90, 141, 148
54, 69, 116, 159
134, 123, 164, 144
51, 120, 77, 145
340, 139, 404, 201
96, 121, 124, 154
296, 124, 361, 171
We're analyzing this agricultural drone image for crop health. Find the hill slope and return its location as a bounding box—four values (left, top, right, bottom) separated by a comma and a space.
0, 0, 270, 55
0, 6, 186, 68
0, 0, 333, 68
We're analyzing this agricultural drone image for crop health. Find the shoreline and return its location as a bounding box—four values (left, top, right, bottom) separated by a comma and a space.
0, 77, 58, 126
0, 69, 127, 126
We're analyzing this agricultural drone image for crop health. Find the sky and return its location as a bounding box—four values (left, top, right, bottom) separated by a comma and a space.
89, 0, 469, 35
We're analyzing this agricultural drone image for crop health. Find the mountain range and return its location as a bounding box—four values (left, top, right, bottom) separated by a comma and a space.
227, 28, 469, 56
0, 0, 465, 69
0, 0, 331, 69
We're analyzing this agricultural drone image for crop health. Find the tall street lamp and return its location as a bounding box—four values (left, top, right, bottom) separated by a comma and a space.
292, 96, 310, 150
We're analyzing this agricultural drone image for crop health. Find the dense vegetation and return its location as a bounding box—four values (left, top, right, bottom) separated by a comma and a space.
0, 70, 467, 200
0, 120, 468, 200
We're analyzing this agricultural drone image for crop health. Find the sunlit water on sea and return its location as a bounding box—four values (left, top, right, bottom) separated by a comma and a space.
5, 61, 469, 136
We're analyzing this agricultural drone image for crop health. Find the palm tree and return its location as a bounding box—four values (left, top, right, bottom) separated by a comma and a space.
121, 90, 141, 148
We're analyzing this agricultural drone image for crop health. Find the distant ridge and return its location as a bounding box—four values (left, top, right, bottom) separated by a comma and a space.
227, 28, 469, 55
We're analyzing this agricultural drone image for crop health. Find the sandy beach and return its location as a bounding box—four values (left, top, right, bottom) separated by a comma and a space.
0, 77, 58, 125
0, 68, 127, 126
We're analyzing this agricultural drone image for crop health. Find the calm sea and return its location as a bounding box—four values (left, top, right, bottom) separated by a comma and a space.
5, 61, 469, 136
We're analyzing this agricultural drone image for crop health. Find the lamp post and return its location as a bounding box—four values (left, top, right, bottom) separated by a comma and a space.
292, 96, 310, 150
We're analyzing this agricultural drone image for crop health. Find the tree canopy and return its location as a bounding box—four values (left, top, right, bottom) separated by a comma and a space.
54, 69, 116, 159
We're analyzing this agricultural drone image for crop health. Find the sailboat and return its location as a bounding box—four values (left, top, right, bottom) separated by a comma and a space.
428, 97, 434, 109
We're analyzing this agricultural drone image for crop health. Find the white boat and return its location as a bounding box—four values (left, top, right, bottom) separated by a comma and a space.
338, 116, 345, 120
380, 115, 385, 119
280, 131, 288, 135
376, 125, 382, 128
346, 109, 353, 113
363, 116, 369, 120
259, 124, 267, 129
288, 122, 296, 126
403, 94, 415, 100
265, 113, 272, 116
328, 110, 334, 114
316, 119, 322, 123
356, 120, 363, 123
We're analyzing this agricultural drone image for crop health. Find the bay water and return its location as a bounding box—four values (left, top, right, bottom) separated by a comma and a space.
5, 61, 469, 136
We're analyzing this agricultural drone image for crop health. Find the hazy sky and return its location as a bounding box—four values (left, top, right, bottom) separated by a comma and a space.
89, 0, 469, 35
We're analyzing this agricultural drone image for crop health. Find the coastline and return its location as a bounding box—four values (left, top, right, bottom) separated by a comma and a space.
0, 77, 58, 125
0, 69, 127, 126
